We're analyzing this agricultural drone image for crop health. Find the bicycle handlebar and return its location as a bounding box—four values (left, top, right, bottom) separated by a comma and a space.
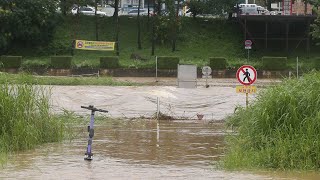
81, 105, 108, 113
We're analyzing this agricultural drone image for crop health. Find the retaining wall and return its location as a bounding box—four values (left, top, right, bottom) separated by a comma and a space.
2, 68, 295, 78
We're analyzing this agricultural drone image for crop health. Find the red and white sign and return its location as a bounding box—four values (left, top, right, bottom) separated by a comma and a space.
236, 65, 257, 85
77, 41, 83, 48
245, 40, 252, 49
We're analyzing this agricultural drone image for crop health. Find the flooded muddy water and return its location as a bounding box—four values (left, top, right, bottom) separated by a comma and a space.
0, 120, 264, 179
1, 119, 318, 179
1, 83, 320, 179
50, 85, 257, 120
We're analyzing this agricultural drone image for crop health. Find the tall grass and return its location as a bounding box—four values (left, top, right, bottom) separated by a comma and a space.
0, 82, 66, 157
0, 73, 142, 86
224, 71, 320, 170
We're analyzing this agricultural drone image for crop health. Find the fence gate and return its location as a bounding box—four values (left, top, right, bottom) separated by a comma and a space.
177, 64, 197, 88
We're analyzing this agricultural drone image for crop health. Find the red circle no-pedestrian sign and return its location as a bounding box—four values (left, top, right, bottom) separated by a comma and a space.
245, 40, 252, 46
236, 65, 257, 85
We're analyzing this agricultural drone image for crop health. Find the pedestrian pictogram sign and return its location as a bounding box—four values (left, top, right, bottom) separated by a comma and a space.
245, 40, 252, 49
236, 65, 257, 85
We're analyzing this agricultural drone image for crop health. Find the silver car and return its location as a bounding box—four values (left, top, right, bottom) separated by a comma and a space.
72, 6, 107, 16
127, 9, 148, 16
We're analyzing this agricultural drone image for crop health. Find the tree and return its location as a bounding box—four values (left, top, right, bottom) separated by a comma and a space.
187, 0, 205, 18
0, 0, 60, 53
311, 10, 320, 45
59, 0, 94, 15
137, 0, 142, 49
172, 0, 180, 52
95, 0, 99, 40
114, 0, 120, 55
204, 0, 238, 16
151, 0, 157, 55
187, 0, 238, 18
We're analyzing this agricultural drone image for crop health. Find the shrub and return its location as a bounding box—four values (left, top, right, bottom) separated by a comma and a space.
157, 56, 180, 69
50, 56, 72, 69
313, 57, 320, 70
0, 56, 22, 68
209, 57, 227, 70
261, 56, 287, 70
100, 56, 120, 69
22, 60, 49, 69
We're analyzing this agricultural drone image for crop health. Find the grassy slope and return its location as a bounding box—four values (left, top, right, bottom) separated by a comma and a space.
17, 16, 244, 68
224, 71, 320, 170
8, 15, 320, 70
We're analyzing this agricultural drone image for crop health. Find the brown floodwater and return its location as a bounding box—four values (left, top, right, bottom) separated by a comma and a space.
1, 119, 320, 179
1, 83, 320, 179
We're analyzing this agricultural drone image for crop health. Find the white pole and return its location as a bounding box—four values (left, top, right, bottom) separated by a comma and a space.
296, 56, 299, 78
156, 97, 160, 120
157, 120, 160, 147
155, 56, 158, 82
156, 96, 160, 147
205, 76, 208, 87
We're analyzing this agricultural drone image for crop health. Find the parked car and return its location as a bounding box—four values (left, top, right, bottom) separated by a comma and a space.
71, 6, 107, 16
127, 9, 148, 16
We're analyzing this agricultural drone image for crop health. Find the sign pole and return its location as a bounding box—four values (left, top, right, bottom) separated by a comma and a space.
246, 92, 249, 108
206, 76, 208, 87
155, 56, 158, 82
202, 66, 212, 88
296, 56, 299, 78
245, 40, 252, 63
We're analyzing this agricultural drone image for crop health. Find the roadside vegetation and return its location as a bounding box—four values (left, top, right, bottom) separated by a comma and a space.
0, 81, 71, 165
4, 15, 320, 72
0, 73, 142, 86
0, 72, 140, 165
1, 1, 320, 72
224, 71, 320, 170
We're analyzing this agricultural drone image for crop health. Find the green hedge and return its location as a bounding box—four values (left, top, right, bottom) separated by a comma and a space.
157, 56, 180, 69
262, 56, 287, 70
100, 56, 120, 69
0, 56, 22, 68
50, 56, 72, 69
209, 57, 227, 70
313, 57, 320, 70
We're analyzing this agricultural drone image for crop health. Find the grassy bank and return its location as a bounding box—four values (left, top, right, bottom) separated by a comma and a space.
0, 73, 142, 86
224, 71, 320, 170
0, 81, 70, 164
4, 15, 320, 71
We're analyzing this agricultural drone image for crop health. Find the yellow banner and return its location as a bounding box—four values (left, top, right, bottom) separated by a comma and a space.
236, 85, 257, 94
75, 40, 115, 51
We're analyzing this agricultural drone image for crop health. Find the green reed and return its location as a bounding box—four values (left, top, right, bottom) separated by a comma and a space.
224, 71, 320, 170
0, 82, 66, 156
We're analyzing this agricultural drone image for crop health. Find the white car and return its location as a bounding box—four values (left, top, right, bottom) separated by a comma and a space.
72, 6, 107, 16
127, 9, 148, 16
